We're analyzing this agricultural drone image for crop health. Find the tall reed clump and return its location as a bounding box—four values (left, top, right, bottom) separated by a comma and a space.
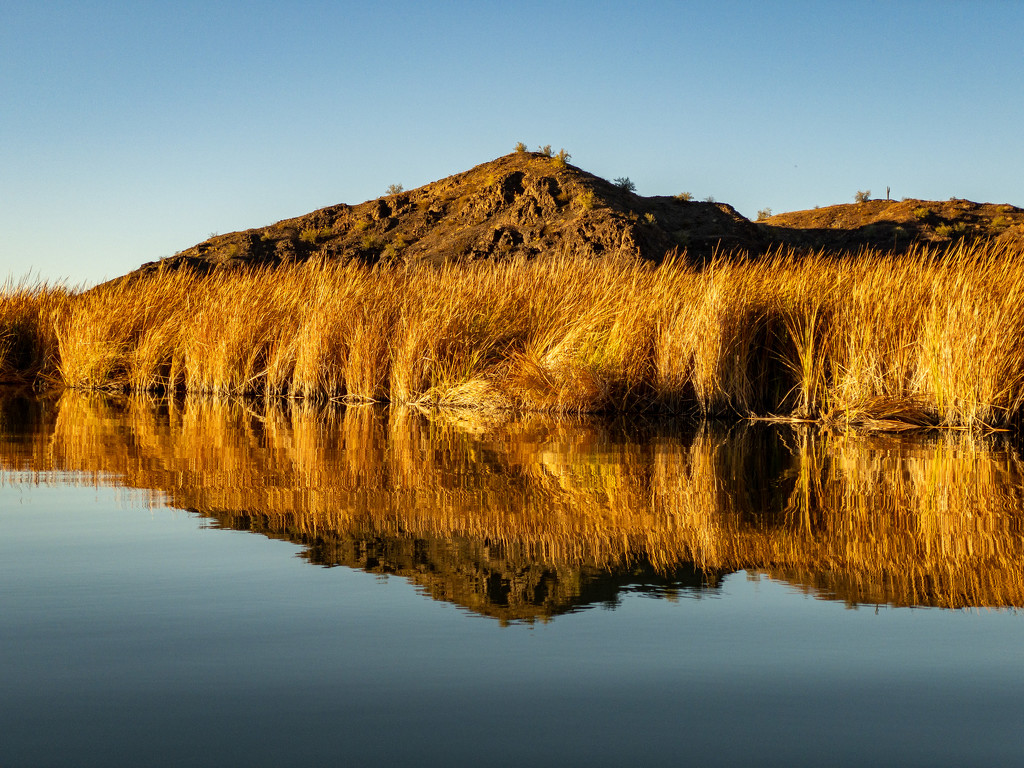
390, 259, 527, 409
915, 242, 1024, 427
651, 255, 780, 415
177, 266, 307, 395
824, 251, 934, 421
502, 254, 664, 412
0, 278, 70, 384
54, 266, 204, 391
803, 242, 1024, 429
30, 240, 1024, 428
289, 261, 402, 401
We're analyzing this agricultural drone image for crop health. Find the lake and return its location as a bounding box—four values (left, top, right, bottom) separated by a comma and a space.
2, 392, 1023, 767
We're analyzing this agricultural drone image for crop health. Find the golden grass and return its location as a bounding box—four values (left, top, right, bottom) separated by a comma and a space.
6, 241, 1024, 426
4, 391, 1024, 611
0, 277, 69, 384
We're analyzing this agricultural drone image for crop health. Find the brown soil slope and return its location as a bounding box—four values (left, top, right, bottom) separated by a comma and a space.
136, 152, 761, 277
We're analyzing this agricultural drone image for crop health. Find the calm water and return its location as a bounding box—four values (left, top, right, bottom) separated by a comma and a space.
2, 392, 1023, 767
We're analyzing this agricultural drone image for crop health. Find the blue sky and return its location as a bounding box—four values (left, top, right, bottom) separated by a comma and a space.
3, 0, 1023, 286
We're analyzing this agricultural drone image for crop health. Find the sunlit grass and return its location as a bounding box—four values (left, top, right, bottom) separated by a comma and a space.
0, 277, 69, 384
5, 241, 1024, 427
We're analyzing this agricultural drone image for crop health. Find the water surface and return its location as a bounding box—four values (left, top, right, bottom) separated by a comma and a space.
2, 393, 1023, 766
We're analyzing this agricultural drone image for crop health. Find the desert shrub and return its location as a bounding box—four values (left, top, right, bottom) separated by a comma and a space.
756, 208, 772, 221
935, 223, 967, 239
386, 183, 404, 195
361, 233, 383, 252
644, 212, 657, 225
675, 192, 693, 202
613, 177, 636, 192
912, 207, 931, 220
538, 145, 553, 157
704, 196, 715, 203
514, 141, 527, 153
381, 235, 410, 261
300, 226, 332, 245
576, 190, 596, 211
553, 148, 571, 168
854, 190, 871, 203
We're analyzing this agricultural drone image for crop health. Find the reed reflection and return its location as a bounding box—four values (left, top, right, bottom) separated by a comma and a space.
2, 391, 1023, 618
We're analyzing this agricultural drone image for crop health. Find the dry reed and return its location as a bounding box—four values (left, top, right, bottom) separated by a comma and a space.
5, 241, 1024, 427
0, 277, 69, 384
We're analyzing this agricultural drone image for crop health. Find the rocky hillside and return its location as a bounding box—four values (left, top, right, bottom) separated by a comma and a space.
133, 152, 1024, 278
757, 197, 1024, 252
135, 151, 762, 277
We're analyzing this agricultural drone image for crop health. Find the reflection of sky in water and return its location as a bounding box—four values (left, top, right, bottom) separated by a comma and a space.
2, 481, 1022, 766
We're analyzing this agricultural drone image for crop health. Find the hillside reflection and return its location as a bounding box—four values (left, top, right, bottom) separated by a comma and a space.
3, 391, 1024, 619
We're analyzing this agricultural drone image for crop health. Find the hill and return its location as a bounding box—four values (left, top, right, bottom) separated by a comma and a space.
132, 152, 1024, 278
134, 151, 762, 277
756, 197, 1024, 252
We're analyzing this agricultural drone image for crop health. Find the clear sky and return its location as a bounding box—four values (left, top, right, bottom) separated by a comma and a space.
3, 0, 1023, 287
